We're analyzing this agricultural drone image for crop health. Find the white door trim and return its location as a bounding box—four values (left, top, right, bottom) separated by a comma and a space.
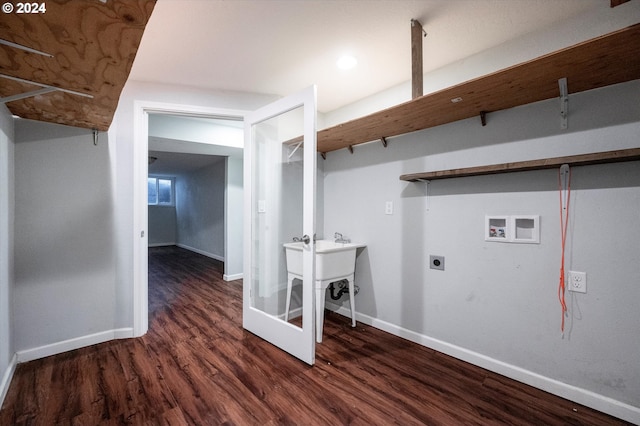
132, 100, 248, 336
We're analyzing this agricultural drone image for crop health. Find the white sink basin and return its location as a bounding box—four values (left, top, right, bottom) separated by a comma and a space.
283, 239, 364, 281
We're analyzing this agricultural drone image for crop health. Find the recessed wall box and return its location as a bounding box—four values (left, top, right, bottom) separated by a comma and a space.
485, 216, 509, 242
512, 215, 540, 244
485, 215, 540, 244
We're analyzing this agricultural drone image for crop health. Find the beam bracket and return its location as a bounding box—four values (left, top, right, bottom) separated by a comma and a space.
0, 87, 56, 104
0, 38, 53, 57
348, 145, 354, 154
0, 73, 94, 102
480, 111, 487, 127
411, 19, 424, 99
287, 139, 303, 160
380, 137, 388, 148
558, 77, 568, 130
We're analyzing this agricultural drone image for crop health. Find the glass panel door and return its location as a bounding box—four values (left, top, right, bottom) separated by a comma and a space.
243, 86, 316, 365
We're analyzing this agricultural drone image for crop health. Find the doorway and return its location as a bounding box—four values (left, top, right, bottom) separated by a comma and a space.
133, 102, 248, 337
147, 114, 238, 266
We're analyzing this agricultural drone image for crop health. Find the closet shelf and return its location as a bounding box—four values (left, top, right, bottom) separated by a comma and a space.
399, 148, 640, 182
317, 23, 640, 154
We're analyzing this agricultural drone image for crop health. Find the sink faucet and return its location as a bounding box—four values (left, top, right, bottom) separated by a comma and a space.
334, 232, 350, 243
293, 234, 317, 243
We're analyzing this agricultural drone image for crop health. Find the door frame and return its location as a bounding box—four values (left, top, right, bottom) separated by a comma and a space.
132, 100, 248, 336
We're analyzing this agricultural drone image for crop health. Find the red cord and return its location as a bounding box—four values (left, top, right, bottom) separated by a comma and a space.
558, 167, 571, 334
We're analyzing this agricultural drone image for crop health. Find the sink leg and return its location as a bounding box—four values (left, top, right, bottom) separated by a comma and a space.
316, 285, 325, 343
285, 273, 294, 322
348, 276, 356, 328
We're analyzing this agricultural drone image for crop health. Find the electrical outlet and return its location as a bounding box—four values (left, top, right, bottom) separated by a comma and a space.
385, 201, 393, 215
568, 271, 587, 293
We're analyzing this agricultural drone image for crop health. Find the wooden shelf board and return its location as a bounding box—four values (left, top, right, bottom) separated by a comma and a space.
318, 23, 640, 154
399, 148, 640, 182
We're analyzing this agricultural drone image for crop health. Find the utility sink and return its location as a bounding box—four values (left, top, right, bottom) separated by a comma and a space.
283, 240, 364, 280
283, 239, 366, 342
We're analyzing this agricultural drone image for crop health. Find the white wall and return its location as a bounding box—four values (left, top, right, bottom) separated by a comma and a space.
176, 159, 226, 259
148, 205, 176, 246
323, 80, 640, 422
224, 156, 244, 280
0, 104, 15, 406
13, 120, 117, 356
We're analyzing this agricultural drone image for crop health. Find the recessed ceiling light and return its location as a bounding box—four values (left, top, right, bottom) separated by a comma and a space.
336, 55, 357, 70
451, 97, 463, 103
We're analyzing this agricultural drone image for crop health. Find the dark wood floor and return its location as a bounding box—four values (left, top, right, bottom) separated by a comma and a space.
0, 246, 630, 425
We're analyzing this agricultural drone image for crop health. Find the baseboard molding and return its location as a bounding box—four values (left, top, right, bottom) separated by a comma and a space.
16, 328, 134, 363
176, 243, 224, 262
148, 242, 175, 247
223, 272, 243, 281
0, 353, 17, 409
325, 302, 640, 424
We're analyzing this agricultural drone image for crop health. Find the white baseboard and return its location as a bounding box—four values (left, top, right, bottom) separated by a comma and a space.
16, 328, 134, 363
223, 273, 243, 281
325, 302, 640, 425
0, 352, 17, 409
148, 242, 175, 247
176, 243, 224, 262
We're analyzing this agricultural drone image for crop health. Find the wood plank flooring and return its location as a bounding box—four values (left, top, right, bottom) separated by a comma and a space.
0, 246, 630, 425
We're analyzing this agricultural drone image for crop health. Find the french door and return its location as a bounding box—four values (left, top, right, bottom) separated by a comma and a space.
242, 86, 317, 365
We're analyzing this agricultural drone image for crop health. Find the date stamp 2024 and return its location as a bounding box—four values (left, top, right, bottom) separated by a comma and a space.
3, 2, 47, 14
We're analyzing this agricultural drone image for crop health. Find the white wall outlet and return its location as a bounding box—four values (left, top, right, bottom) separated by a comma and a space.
568, 271, 587, 293
385, 201, 393, 215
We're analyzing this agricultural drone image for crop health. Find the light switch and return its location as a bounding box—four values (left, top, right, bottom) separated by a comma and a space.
385, 201, 393, 215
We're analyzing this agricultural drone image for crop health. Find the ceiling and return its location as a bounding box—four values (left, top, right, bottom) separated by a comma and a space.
0, 0, 624, 131
130, 0, 603, 113
0, 0, 155, 130
147, 113, 243, 175
148, 148, 225, 175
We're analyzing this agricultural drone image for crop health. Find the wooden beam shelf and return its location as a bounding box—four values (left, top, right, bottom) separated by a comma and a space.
317, 23, 640, 154
399, 148, 640, 182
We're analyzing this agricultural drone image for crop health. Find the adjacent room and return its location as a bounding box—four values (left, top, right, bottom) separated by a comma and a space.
1, 0, 639, 424
146, 113, 244, 279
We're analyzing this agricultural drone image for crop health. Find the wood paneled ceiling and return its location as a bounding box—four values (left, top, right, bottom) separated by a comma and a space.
0, 0, 156, 131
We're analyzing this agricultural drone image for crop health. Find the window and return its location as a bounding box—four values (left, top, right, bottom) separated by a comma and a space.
148, 176, 174, 205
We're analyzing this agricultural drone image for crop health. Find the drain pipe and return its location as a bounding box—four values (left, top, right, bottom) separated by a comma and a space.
329, 280, 359, 300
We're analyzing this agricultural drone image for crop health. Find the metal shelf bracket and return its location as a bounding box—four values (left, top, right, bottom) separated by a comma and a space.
559, 77, 568, 130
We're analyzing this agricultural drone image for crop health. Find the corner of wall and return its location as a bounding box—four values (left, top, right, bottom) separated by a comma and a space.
0, 104, 15, 410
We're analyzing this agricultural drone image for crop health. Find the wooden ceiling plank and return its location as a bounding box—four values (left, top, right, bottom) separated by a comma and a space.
0, 0, 156, 130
